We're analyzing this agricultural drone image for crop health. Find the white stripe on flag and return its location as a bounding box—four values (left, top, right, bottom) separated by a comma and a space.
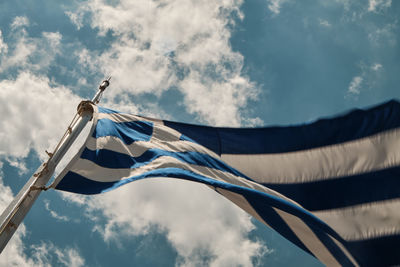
314, 199, 400, 240
222, 127, 400, 183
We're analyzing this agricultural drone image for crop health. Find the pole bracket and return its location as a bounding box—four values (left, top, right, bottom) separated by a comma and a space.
30, 185, 49, 191
45, 150, 53, 157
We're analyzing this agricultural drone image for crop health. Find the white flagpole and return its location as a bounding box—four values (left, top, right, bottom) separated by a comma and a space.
0, 77, 111, 253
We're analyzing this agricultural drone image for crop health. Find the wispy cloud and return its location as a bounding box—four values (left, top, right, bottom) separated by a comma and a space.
6, 158, 28, 175
346, 62, 384, 98
347, 76, 363, 95
30, 242, 85, 267
371, 63, 382, 71
0, 19, 63, 74
0, 31, 7, 54
368, 22, 397, 47
368, 0, 392, 12
65, 10, 85, 30
44, 200, 70, 222
319, 19, 332, 27
10, 16, 29, 30
267, 0, 289, 15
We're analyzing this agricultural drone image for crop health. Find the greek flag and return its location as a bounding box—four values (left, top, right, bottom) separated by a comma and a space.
52, 100, 400, 267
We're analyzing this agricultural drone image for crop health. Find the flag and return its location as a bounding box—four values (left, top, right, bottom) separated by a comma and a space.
51, 100, 400, 267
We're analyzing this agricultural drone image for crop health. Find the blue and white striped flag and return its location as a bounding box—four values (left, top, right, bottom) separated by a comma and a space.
52, 100, 400, 266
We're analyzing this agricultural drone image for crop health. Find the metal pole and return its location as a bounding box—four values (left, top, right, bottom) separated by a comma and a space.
0, 78, 111, 253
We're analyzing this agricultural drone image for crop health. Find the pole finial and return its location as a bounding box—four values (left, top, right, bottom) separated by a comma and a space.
92, 77, 111, 104
99, 76, 111, 91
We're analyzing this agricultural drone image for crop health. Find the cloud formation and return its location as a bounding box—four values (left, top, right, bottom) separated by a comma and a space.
0, 19, 62, 75
368, 0, 392, 12
67, 0, 259, 126
346, 62, 384, 98
10, 16, 30, 30
0, 72, 80, 161
267, 0, 289, 15
347, 76, 363, 95
0, 31, 7, 54
44, 200, 70, 222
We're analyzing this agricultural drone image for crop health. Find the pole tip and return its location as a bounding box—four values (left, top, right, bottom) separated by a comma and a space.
99, 76, 111, 91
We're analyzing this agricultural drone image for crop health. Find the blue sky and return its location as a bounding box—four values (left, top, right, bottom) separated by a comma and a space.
0, 0, 399, 266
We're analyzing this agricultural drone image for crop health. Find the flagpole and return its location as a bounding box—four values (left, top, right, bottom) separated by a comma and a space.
0, 77, 111, 253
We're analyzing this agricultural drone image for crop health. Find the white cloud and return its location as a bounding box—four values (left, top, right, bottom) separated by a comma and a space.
371, 63, 382, 71
319, 19, 331, 27
67, 0, 260, 126
42, 32, 62, 50
346, 62, 385, 98
347, 76, 363, 95
30, 242, 85, 267
10, 16, 29, 30
0, 30, 7, 54
332, 0, 351, 12
0, 25, 63, 73
55, 247, 85, 267
65, 10, 85, 30
0, 72, 81, 161
44, 200, 70, 222
368, 0, 392, 12
7, 158, 28, 175
266, 0, 289, 15
0, 32, 37, 70
368, 22, 397, 47
180, 72, 257, 126
66, 179, 270, 266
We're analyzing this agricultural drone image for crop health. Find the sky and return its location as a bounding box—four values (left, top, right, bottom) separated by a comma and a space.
0, 0, 399, 266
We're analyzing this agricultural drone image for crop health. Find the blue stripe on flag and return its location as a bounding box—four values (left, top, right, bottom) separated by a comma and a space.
305, 223, 355, 266
347, 234, 400, 266
55, 171, 117, 194
163, 122, 221, 154
165, 100, 400, 154
246, 201, 312, 255
93, 119, 153, 144
264, 166, 400, 211
80, 147, 252, 180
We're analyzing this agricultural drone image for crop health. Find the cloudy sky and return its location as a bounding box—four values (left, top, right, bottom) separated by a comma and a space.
0, 0, 399, 266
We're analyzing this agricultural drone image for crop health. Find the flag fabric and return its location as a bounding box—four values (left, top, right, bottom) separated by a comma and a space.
51, 100, 400, 267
